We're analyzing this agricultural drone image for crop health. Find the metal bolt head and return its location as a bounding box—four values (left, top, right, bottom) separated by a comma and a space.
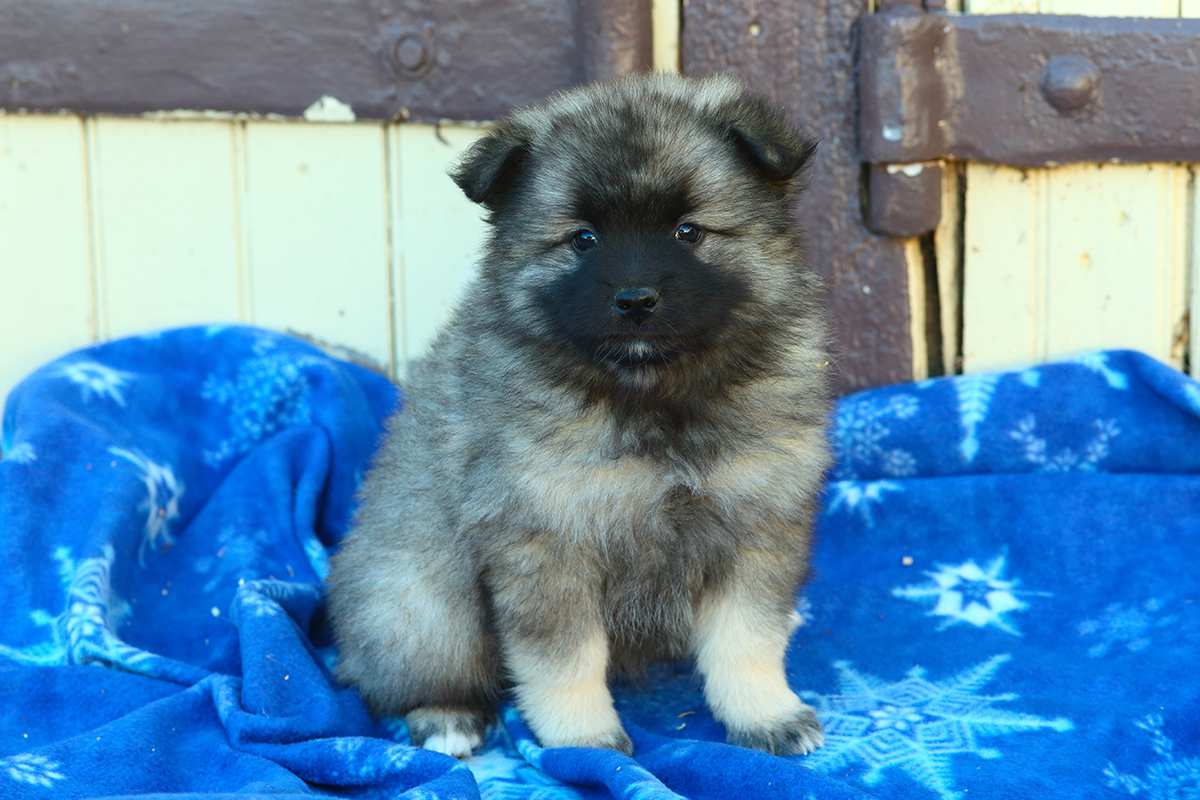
391, 30, 432, 76
1041, 54, 1100, 113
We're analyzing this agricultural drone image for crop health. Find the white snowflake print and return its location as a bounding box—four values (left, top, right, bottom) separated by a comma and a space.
56, 361, 133, 406
892, 552, 1051, 636
193, 526, 273, 594
109, 447, 184, 565
826, 480, 903, 527
3, 441, 36, 464
621, 778, 687, 800
0, 546, 155, 671
1077, 599, 1178, 659
1105, 714, 1200, 798
468, 749, 583, 800
303, 535, 330, 581
1072, 352, 1129, 390
832, 394, 919, 480
793, 595, 815, 628
802, 655, 1072, 800
947, 369, 1040, 462
200, 339, 323, 467
1184, 384, 1200, 415
1, 753, 65, 788
1009, 416, 1119, 472
233, 579, 318, 620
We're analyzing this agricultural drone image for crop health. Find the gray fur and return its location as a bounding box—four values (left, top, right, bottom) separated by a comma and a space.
327, 73, 832, 757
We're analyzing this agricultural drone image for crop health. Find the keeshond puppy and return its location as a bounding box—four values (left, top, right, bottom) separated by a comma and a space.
328, 73, 831, 759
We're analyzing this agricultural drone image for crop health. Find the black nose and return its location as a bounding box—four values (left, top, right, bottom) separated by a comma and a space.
612, 287, 660, 323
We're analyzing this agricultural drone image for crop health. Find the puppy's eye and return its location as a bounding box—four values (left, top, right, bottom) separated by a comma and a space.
674, 223, 703, 244
571, 229, 599, 252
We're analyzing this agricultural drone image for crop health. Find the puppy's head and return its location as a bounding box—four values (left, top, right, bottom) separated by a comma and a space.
452, 73, 819, 395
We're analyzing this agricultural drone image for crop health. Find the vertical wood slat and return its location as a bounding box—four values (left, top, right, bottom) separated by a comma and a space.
1188, 0, 1200, 373
241, 121, 393, 372
935, 163, 963, 373
0, 116, 94, 403
389, 124, 488, 377
961, 0, 1192, 373
651, 0, 681, 72
89, 118, 243, 339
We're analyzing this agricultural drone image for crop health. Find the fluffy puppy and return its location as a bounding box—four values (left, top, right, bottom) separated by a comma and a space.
328, 72, 831, 759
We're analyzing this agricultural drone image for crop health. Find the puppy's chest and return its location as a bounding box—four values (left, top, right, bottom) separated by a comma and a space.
508, 420, 810, 542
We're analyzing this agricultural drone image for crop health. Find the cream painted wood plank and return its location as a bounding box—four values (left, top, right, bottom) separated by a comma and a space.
242, 121, 392, 372
1041, 164, 1187, 360
1047, 0, 1177, 12
935, 163, 963, 373
905, 238, 929, 380
962, 166, 1044, 370
962, 0, 1190, 372
0, 116, 94, 403
652, 0, 680, 72
1191, 168, 1199, 375
90, 118, 242, 339
390, 124, 489, 376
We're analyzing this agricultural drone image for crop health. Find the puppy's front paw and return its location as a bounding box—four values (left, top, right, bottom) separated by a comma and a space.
730, 704, 824, 756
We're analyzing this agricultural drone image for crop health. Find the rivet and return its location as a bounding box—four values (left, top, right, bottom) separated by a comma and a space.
391, 28, 434, 78
1041, 54, 1100, 114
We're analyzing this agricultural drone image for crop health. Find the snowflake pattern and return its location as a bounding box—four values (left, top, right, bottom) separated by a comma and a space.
948, 369, 1040, 462
1105, 715, 1200, 799
1077, 599, 1178, 659
794, 595, 815, 628
1, 753, 66, 788
802, 655, 1072, 800
826, 480, 903, 526
109, 447, 184, 565
232, 579, 318, 620
193, 526, 274, 594
892, 552, 1050, 636
832, 394, 919, 479
303, 535, 330, 581
0, 546, 154, 670
3, 441, 36, 464
1072, 352, 1129, 390
55, 361, 134, 406
1009, 416, 1119, 472
469, 750, 583, 800
201, 335, 322, 467
1184, 384, 1200, 415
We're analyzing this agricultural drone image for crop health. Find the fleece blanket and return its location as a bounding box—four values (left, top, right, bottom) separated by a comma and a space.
1, 326, 1198, 800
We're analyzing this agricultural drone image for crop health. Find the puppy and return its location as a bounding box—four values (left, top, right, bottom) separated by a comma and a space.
327, 73, 831, 758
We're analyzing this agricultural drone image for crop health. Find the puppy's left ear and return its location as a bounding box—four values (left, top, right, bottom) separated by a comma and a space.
723, 95, 818, 183
450, 123, 531, 209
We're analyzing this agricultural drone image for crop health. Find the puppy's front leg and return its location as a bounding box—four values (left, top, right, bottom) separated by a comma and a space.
488, 537, 632, 753
693, 551, 823, 755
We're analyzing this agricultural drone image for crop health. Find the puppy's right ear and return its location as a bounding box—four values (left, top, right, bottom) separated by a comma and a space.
450, 124, 530, 208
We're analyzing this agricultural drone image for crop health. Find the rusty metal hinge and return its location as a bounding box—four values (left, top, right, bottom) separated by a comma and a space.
858, 3, 1200, 237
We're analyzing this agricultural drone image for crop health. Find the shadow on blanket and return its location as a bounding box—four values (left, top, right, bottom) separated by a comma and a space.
1, 326, 1198, 799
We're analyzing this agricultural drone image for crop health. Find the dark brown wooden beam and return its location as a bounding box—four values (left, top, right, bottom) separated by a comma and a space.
683, 0, 916, 392
0, 0, 652, 121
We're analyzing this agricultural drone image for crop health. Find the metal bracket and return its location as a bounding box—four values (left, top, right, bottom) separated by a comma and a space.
858, 5, 1200, 236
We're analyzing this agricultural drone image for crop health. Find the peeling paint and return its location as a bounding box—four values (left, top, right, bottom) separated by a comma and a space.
302, 96, 356, 123
141, 109, 289, 122
887, 163, 927, 177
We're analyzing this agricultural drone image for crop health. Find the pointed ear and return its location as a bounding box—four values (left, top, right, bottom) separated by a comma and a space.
723, 95, 818, 183
449, 123, 530, 208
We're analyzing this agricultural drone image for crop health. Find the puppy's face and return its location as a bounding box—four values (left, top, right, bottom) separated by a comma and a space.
453, 75, 818, 391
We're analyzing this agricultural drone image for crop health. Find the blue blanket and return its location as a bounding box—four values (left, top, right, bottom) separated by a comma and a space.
2, 326, 1198, 800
